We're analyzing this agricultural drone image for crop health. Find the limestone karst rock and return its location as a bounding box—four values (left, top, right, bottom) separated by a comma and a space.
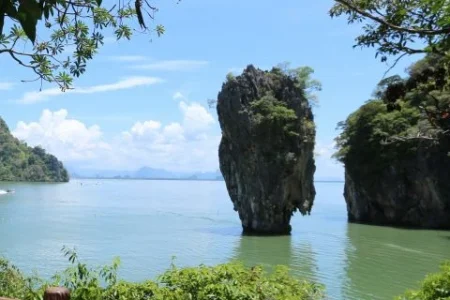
217, 65, 316, 235
335, 55, 450, 229
343, 137, 450, 229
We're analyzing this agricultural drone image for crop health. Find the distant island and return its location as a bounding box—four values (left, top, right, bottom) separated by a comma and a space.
68, 166, 225, 181
0, 117, 69, 182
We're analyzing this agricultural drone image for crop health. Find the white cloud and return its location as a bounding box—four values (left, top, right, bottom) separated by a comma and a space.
179, 101, 215, 133
173, 92, 185, 100
12, 109, 110, 162
314, 140, 344, 180
0, 82, 15, 90
12, 103, 219, 172
131, 120, 162, 135
314, 141, 336, 157
16, 76, 164, 104
163, 123, 185, 142
131, 60, 209, 71
11, 108, 343, 178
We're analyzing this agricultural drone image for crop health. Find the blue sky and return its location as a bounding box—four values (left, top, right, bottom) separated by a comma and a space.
0, 0, 421, 179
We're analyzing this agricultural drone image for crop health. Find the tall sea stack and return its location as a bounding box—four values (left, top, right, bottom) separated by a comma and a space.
217, 65, 316, 235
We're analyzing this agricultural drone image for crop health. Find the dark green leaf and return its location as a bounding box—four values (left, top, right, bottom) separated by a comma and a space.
5, 1, 18, 19
0, 15, 4, 36
22, 0, 42, 20
17, 3, 40, 43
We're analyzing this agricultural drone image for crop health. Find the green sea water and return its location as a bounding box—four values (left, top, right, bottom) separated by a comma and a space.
0, 180, 448, 299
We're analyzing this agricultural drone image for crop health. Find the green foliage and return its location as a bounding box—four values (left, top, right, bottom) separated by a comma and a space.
396, 261, 450, 300
0, 0, 168, 90
250, 92, 299, 138
51, 246, 121, 300
2, 250, 449, 300
275, 62, 322, 105
0, 116, 68, 182
0, 258, 43, 300
330, 0, 450, 135
334, 55, 450, 178
0, 257, 29, 298
0, 248, 325, 300
226, 72, 235, 82
330, 0, 450, 62
333, 99, 420, 176
239, 65, 317, 146
157, 263, 324, 300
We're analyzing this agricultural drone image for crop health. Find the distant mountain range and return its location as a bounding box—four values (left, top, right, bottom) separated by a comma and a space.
68, 166, 225, 181
67, 165, 343, 182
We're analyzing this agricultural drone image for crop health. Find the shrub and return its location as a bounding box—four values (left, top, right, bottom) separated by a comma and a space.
0, 258, 43, 300
0, 248, 324, 300
157, 263, 324, 300
396, 261, 450, 300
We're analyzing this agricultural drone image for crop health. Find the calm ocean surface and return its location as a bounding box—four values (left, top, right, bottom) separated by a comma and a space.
0, 180, 448, 299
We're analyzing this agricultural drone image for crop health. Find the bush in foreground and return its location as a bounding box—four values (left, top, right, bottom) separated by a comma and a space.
0, 248, 324, 300
396, 261, 450, 300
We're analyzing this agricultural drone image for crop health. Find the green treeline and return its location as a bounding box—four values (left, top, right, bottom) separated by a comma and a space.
0, 117, 69, 182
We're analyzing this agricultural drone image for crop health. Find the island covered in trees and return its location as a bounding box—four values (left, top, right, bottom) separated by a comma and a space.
0, 117, 69, 182
334, 55, 450, 229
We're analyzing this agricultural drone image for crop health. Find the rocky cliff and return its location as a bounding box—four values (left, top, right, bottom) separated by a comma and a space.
344, 138, 450, 228
335, 55, 450, 229
217, 65, 316, 235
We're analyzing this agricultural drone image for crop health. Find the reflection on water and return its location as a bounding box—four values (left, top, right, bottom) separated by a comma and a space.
232, 235, 321, 292
343, 224, 450, 300
232, 235, 294, 268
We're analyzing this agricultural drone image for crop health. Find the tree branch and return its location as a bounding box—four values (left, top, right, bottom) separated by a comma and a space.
383, 52, 409, 78
335, 0, 450, 35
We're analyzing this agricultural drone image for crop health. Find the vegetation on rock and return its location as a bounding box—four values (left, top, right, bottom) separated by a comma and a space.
0, 248, 325, 300
334, 54, 449, 180
0, 117, 68, 182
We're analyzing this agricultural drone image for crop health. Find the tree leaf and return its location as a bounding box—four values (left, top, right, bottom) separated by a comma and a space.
6, 2, 18, 19
0, 15, 4, 36
17, 3, 40, 43
1, 0, 19, 35
22, 0, 42, 20
96, 0, 102, 6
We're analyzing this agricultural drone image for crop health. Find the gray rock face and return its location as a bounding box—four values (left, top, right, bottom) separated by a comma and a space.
344, 139, 450, 229
216, 65, 316, 235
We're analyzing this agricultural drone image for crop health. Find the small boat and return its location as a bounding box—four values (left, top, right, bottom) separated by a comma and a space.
0, 189, 14, 195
